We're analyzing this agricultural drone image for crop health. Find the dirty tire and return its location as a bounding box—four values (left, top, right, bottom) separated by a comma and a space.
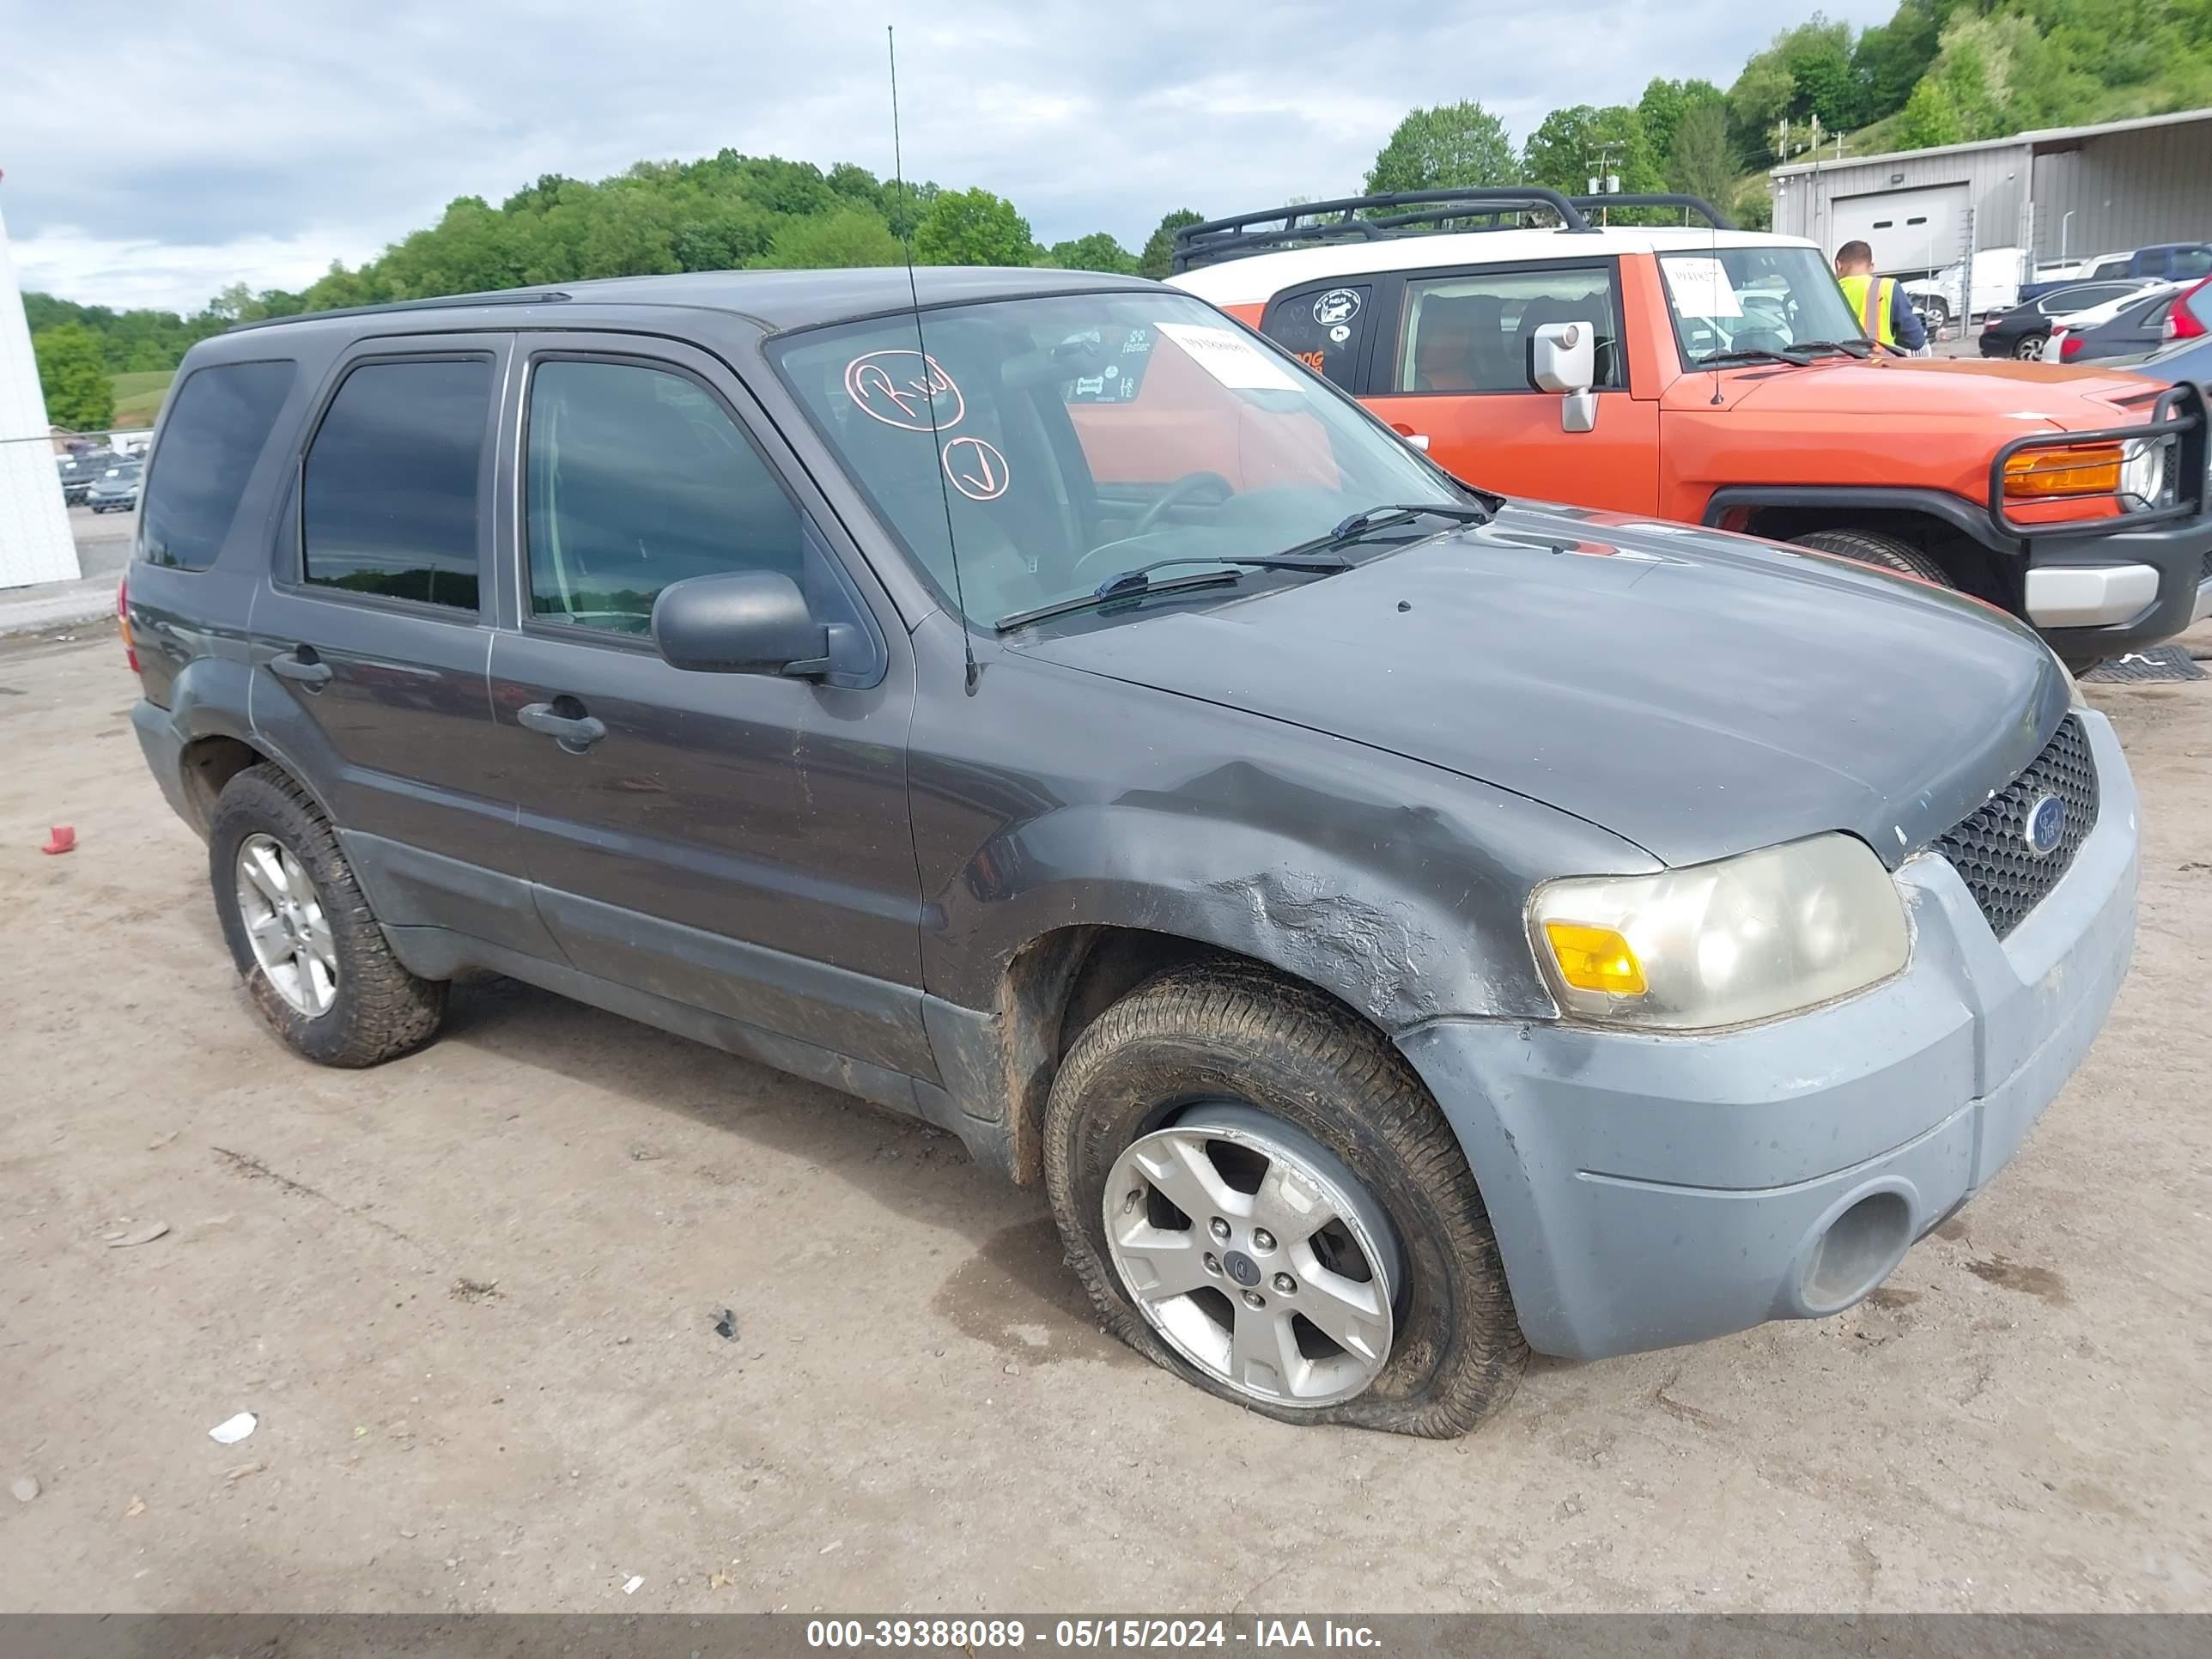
1793, 527, 1954, 588
209, 763, 447, 1067
1044, 962, 1526, 1437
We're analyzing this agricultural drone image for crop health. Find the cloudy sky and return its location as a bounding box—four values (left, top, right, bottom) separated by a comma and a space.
3, 0, 1897, 313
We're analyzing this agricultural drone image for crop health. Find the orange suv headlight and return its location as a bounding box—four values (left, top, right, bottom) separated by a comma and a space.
2002, 444, 2123, 499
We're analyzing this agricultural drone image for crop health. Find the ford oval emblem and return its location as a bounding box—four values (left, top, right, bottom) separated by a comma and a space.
2024, 793, 2066, 858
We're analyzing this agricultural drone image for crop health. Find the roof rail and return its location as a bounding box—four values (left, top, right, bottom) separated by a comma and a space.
226, 289, 574, 333
1172, 188, 1596, 271
1564, 193, 1735, 228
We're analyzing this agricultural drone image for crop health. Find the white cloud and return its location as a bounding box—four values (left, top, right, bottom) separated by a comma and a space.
2, 0, 1902, 312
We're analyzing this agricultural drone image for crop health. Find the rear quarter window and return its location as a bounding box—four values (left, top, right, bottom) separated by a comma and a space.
1260, 285, 1371, 387
138, 360, 297, 569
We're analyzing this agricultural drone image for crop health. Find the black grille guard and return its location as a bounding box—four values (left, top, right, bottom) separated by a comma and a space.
1988, 380, 2208, 539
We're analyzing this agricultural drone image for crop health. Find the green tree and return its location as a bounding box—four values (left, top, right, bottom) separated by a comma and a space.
1364, 100, 1518, 193
33, 324, 115, 430
1852, 0, 1942, 123
1667, 103, 1740, 210
1778, 16, 1863, 130
1728, 53, 1800, 164
1138, 209, 1204, 278
1522, 105, 1663, 199
1893, 74, 1966, 149
1637, 76, 1723, 165
757, 207, 904, 268
913, 187, 1034, 265
1048, 232, 1137, 274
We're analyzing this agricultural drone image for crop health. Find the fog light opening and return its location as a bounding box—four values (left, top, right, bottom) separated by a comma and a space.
1802, 1190, 1914, 1314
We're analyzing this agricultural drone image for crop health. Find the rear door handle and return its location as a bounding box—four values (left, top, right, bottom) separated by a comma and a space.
270, 647, 332, 688
519, 700, 607, 751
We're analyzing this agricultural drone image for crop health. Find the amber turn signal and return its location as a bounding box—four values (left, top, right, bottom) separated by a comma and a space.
1540, 922, 1648, 996
2002, 444, 2123, 499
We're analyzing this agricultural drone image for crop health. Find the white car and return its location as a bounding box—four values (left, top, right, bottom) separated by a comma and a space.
2042, 280, 2190, 362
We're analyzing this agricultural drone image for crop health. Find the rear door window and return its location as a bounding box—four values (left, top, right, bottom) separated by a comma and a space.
137, 360, 296, 569
301, 358, 491, 611
1394, 266, 1621, 393
1260, 284, 1372, 388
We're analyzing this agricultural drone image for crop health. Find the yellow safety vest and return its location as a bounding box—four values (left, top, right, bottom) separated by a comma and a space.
1838, 273, 1899, 346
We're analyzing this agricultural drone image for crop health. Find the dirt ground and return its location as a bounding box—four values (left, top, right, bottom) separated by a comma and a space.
3, 622, 2209, 1616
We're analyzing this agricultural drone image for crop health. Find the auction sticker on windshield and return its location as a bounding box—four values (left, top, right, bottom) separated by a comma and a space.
1662, 257, 1743, 318
1156, 322, 1302, 392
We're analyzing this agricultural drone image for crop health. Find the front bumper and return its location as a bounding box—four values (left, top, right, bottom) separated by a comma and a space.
1398, 709, 2139, 1361
2027, 514, 2212, 659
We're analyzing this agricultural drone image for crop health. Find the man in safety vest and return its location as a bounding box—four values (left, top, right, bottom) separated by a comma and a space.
1834, 241, 1929, 356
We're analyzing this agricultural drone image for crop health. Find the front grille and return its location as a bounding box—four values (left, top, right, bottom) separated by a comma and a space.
1931, 716, 2099, 939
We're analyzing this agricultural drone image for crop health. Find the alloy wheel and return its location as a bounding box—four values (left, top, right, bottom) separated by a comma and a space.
234, 832, 338, 1017
1103, 1103, 1401, 1408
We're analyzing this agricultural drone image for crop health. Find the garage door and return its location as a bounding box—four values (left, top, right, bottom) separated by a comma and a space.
1829, 185, 1970, 275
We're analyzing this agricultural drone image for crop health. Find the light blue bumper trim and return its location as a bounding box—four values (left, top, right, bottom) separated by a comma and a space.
1400, 709, 2139, 1360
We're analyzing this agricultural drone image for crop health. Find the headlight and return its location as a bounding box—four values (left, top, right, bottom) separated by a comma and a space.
2119, 435, 2167, 509
1529, 834, 1910, 1030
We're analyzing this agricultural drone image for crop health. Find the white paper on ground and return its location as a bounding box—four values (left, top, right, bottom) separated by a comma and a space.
209, 1413, 258, 1444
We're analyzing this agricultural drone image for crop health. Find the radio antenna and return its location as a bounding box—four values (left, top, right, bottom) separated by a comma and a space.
889, 25, 978, 695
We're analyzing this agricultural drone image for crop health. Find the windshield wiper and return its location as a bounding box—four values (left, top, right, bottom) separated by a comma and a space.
1263, 501, 1496, 562
1788, 339, 1875, 360
994, 553, 1352, 632
1694, 346, 1813, 368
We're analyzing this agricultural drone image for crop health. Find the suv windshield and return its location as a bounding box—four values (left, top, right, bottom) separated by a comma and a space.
771, 291, 1465, 627
1658, 246, 1868, 365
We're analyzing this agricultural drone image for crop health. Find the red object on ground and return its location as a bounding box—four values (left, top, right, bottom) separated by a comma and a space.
41, 826, 76, 855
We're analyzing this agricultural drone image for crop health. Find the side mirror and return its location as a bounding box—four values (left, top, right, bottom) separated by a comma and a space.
1530, 321, 1599, 435
652, 571, 829, 678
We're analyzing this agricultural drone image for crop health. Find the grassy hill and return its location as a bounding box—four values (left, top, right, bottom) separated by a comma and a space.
109, 369, 174, 428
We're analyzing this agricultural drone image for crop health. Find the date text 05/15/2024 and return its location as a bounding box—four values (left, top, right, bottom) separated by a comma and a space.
805, 1619, 1382, 1650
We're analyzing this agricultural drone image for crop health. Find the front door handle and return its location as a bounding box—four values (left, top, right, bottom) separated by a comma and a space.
270, 647, 332, 688
519, 699, 607, 752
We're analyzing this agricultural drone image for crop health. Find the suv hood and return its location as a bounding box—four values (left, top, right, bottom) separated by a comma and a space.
1701, 356, 2164, 426
1016, 506, 2068, 870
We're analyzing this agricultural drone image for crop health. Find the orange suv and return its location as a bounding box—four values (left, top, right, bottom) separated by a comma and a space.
1171, 189, 2211, 668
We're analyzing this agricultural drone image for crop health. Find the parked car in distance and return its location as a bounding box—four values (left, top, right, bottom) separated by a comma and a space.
2021, 242, 2212, 305
127, 268, 2137, 1437
1904, 246, 2027, 328
1172, 188, 2212, 668
57, 449, 118, 506
87, 460, 143, 514
2044, 282, 2189, 363
1978, 279, 2162, 361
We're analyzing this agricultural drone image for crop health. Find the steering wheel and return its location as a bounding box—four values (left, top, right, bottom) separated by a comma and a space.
1127, 471, 1234, 538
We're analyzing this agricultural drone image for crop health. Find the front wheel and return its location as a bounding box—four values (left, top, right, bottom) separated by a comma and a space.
1043, 963, 1527, 1437
1792, 527, 1954, 588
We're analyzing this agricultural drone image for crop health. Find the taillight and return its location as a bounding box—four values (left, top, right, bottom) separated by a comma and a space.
2059, 331, 2084, 361
118, 572, 139, 674
2167, 277, 2209, 341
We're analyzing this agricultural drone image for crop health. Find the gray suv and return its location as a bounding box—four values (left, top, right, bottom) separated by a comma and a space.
125, 269, 2138, 1436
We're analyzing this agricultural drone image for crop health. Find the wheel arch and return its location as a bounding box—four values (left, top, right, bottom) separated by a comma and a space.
1704, 485, 2022, 611
987, 923, 1419, 1188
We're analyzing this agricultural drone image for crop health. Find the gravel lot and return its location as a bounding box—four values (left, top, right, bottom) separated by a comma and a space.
2, 619, 2208, 1616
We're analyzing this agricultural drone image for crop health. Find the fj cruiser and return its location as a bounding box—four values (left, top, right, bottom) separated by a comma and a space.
1171, 189, 2212, 668
127, 268, 2136, 1436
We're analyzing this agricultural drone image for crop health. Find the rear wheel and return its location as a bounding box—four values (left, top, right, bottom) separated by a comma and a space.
209, 764, 447, 1067
2014, 331, 2050, 361
1792, 527, 1954, 588
1043, 963, 1526, 1437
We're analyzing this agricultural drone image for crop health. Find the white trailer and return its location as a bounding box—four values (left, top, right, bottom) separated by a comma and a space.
1, 197, 82, 590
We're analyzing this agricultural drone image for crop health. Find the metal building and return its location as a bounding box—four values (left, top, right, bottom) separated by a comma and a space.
2, 193, 82, 590
1770, 108, 2212, 277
